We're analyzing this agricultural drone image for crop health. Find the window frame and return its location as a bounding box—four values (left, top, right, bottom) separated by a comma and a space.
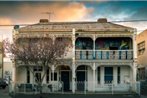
138, 41, 145, 56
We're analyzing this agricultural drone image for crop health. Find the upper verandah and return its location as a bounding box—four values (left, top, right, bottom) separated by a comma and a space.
16, 18, 135, 33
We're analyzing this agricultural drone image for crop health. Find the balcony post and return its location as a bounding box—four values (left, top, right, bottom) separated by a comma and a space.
93, 35, 96, 59
72, 28, 76, 93
133, 29, 137, 61
133, 29, 137, 82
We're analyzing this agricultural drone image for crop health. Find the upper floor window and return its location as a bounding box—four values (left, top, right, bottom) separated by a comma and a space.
95, 37, 132, 50
138, 41, 145, 56
75, 37, 93, 50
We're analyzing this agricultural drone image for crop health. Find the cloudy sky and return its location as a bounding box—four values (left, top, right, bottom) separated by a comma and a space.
0, 1, 147, 40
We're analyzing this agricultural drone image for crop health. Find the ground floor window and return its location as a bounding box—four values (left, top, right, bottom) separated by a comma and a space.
46, 68, 49, 83
138, 67, 146, 80
104, 67, 113, 83
51, 72, 57, 81
97, 67, 100, 84
27, 68, 30, 83
117, 67, 120, 84
35, 73, 41, 82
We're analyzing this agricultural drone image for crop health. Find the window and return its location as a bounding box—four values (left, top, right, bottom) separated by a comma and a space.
138, 41, 145, 56
138, 68, 145, 80
117, 67, 120, 84
34, 66, 43, 71
104, 67, 113, 84
97, 67, 100, 84
35, 73, 41, 82
33, 66, 42, 83
51, 72, 57, 81
27, 68, 30, 83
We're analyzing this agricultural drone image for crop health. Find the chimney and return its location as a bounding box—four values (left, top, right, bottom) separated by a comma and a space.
97, 18, 107, 23
39, 19, 49, 23
14, 25, 19, 29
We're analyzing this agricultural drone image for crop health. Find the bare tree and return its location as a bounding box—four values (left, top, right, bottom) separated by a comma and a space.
4, 37, 71, 97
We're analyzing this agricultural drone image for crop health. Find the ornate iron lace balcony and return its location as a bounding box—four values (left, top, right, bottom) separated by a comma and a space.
75, 50, 133, 60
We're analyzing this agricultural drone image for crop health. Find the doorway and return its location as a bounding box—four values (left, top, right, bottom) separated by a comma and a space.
61, 71, 70, 91
76, 65, 87, 91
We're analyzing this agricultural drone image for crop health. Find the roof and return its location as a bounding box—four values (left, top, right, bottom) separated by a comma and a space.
18, 20, 135, 32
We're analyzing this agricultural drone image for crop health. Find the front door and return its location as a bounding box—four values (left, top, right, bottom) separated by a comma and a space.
61, 71, 70, 91
76, 71, 85, 91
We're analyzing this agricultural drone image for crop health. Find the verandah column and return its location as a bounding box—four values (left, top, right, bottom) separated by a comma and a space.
51, 65, 55, 92
130, 29, 137, 92
12, 60, 16, 93
72, 63, 75, 93
72, 28, 76, 93
92, 63, 96, 92
113, 66, 118, 85
101, 66, 104, 85
132, 29, 137, 83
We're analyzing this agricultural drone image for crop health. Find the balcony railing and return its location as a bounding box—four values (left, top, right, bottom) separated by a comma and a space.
75, 50, 133, 60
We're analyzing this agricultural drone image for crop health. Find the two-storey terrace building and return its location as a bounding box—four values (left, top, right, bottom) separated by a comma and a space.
12, 18, 137, 93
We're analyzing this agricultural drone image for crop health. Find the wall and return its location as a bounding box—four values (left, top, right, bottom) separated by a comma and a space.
137, 30, 147, 67
87, 67, 93, 91
16, 67, 26, 83
121, 66, 132, 84
3, 58, 13, 80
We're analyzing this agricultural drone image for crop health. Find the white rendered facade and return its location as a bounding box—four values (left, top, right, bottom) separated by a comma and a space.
12, 19, 137, 93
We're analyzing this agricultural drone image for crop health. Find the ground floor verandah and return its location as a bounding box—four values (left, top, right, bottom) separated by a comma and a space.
11, 62, 139, 94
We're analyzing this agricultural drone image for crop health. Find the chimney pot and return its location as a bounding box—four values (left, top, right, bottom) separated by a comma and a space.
39, 19, 49, 23
97, 18, 107, 23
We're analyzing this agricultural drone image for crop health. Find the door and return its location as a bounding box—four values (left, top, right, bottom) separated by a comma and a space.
76, 71, 85, 91
104, 67, 113, 83
61, 71, 70, 91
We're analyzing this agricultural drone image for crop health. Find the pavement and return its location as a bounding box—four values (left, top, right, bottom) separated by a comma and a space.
0, 86, 11, 98
141, 95, 147, 98
10, 93, 141, 98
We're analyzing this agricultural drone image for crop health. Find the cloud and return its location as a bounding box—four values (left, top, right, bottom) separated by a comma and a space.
0, 17, 13, 40
118, 22, 147, 34
0, 17, 12, 25
127, 7, 147, 20
0, 2, 94, 23
52, 2, 94, 21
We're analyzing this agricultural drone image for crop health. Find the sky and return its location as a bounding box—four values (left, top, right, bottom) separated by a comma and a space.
0, 1, 147, 40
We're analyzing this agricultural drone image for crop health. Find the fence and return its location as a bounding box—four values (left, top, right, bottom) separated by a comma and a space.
74, 81, 140, 94
135, 81, 141, 95
140, 80, 147, 95
9, 81, 140, 95
10, 81, 64, 94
